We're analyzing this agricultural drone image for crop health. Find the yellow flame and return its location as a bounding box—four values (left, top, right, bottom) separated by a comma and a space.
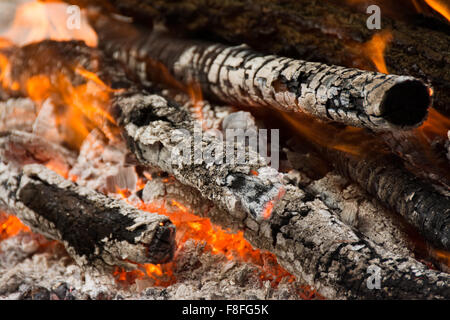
424, 0, 450, 21
362, 30, 393, 74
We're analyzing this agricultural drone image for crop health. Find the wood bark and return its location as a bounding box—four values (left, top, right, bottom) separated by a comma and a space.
93, 17, 431, 131
65, 0, 450, 117
143, 170, 450, 300
2, 40, 450, 299
326, 149, 450, 251
0, 161, 176, 270
82, 23, 450, 251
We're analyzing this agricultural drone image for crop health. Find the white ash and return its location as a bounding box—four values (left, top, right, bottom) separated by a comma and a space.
0, 233, 306, 300
31, 98, 62, 145
306, 172, 412, 258
0, 98, 36, 132
69, 129, 137, 194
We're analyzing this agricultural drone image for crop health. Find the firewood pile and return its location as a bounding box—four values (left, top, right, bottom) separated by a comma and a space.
0, 0, 449, 300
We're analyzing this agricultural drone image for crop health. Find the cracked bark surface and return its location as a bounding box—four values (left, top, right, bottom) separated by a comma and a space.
0, 162, 175, 270
65, 0, 450, 117
93, 18, 431, 131
141, 166, 450, 299
1, 40, 449, 299
326, 150, 450, 251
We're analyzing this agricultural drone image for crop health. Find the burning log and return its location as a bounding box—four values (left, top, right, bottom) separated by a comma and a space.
67, 0, 450, 117
93, 19, 431, 132
140, 166, 450, 299
0, 40, 286, 222
0, 161, 176, 270
90, 22, 449, 250
1, 40, 449, 299
281, 113, 450, 251
327, 150, 450, 251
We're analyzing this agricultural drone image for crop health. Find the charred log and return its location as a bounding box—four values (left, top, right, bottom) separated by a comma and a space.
326, 150, 450, 251
2, 40, 450, 299
66, 0, 450, 117
141, 165, 450, 300
0, 161, 176, 270
92, 18, 431, 131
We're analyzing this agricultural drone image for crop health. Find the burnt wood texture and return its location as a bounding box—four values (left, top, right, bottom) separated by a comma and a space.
1, 40, 449, 299
0, 162, 176, 270
92, 16, 431, 131
66, 0, 450, 117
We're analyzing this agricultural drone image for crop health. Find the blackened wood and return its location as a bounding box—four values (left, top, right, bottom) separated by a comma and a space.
2, 40, 450, 298
66, 0, 450, 117
93, 18, 431, 131
143, 166, 450, 300
0, 162, 175, 270
88, 22, 449, 251
0, 41, 285, 222
328, 150, 450, 251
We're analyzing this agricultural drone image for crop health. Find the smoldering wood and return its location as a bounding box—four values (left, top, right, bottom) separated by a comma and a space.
381, 130, 450, 190
141, 165, 450, 299
2, 40, 450, 298
92, 17, 431, 131
326, 149, 450, 251
0, 41, 286, 222
66, 0, 450, 117
0, 162, 176, 270
94, 25, 448, 251
279, 113, 450, 251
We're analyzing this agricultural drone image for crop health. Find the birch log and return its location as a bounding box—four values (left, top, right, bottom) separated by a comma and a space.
94, 19, 431, 131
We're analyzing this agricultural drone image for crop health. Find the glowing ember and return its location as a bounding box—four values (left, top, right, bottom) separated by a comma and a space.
187, 82, 205, 125
44, 159, 70, 179
0, 213, 29, 241
262, 187, 286, 220
113, 186, 298, 289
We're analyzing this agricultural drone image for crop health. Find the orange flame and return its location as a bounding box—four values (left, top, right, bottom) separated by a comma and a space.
423, 0, 450, 21
361, 30, 393, 74
187, 82, 205, 124
0, 51, 119, 149
113, 185, 299, 289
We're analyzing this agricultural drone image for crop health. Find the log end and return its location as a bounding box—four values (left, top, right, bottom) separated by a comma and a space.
380, 78, 431, 127
145, 220, 176, 264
